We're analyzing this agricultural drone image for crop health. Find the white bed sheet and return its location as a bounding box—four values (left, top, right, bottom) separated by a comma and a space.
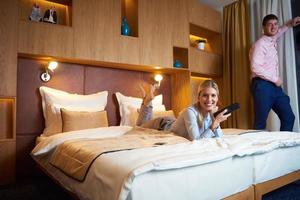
34, 152, 253, 200
32, 128, 300, 200
253, 145, 300, 184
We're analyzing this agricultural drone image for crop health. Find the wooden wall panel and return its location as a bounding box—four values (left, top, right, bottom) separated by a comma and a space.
169, 0, 189, 48
73, 0, 120, 62
0, 0, 18, 96
189, 48, 222, 76
18, 21, 74, 58
171, 71, 192, 116
119, 36, 140, 65
188, 0, 221, 33
139, 0, 173, 67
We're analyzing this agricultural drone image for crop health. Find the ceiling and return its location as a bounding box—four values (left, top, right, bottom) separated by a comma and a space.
198, 0, 237, 12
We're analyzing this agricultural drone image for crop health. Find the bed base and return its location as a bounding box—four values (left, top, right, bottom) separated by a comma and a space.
224, 186, 254, 200
35, 162, 79, 200
254, 169, 300, 200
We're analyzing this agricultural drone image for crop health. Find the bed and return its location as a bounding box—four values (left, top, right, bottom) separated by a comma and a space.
252, 145, 300, 200
224, 130, 300, 200
30, 126, 300, 200
17, 59, 300, 200
31, 126, 255, 200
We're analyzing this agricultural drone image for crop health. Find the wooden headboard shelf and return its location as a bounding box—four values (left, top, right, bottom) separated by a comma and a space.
18, 53, 190, 75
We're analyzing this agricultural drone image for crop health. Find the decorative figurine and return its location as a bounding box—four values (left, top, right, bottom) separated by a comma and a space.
29, 3, 42, 22
43, 6, 57, 24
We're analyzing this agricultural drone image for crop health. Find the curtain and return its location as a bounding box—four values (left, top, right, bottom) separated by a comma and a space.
248, 0, 300, 132
223, 0, 253, 128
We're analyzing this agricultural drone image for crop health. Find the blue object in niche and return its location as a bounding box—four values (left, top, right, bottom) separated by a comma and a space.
121, 17, 131, 36
173, 60, 183, 68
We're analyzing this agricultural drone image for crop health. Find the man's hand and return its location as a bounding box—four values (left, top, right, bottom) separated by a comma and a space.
293, 16, 300, 27
275, 78, 283, 87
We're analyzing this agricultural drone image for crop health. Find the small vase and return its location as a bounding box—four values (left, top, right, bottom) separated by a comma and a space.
121, 17, 131, 36
173, 60, 183, 68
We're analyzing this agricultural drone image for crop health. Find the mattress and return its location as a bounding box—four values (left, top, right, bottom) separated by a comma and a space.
32, 128, 300, 200
252, 145, 300, 184
34, 152, 253, 200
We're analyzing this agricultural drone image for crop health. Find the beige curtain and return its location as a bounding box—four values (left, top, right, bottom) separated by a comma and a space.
222, 0, 253, 128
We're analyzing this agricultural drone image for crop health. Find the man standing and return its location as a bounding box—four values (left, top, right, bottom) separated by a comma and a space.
250, 14, 300, 131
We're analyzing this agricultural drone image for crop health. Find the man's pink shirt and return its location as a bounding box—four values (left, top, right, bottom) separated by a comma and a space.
249, 26, 289, 83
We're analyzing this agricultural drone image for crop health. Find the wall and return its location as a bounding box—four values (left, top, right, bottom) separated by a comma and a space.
0, 0, 221, 181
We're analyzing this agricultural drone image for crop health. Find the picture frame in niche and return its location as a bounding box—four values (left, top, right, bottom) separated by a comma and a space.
43, 6, 58, 24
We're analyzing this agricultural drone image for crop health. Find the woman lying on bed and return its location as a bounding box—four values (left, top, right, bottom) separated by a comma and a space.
136, 80, 231, 140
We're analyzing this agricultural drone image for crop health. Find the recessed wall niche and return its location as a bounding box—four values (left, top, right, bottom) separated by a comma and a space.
0, 97, 16, 140
173, 47, 189, 69
121, 0, 138, 37
19, 0, 72, 26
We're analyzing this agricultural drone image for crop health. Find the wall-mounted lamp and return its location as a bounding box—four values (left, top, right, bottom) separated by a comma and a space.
40, 61, 58, 82
154, 74, 163, 87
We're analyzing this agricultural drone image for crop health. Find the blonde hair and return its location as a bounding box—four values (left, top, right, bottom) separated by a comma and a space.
197, 80, 219, 97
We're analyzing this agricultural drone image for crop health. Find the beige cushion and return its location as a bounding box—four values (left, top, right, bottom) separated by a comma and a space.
61, 109, 108, 132
43, 103, 62, 135
39, 86, 108, 136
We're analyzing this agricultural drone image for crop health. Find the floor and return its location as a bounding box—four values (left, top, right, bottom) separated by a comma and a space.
0, 176, 299, 200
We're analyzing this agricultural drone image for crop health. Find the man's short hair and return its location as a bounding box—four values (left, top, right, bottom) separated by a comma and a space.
262, 14, 278, 26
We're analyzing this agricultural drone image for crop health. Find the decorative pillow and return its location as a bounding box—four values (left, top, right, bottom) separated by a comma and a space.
115, 92, 166, 126
39, 86, 108, 136
61, 109, 108, 132
119, 104, 172, 126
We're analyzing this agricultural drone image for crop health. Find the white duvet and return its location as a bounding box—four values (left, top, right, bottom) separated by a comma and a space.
31, 127, 300, 200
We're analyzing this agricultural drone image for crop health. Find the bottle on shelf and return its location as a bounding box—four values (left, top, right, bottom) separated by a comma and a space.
121, 17, 131, 36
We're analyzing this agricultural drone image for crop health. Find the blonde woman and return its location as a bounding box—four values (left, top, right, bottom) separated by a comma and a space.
136, 80, 230, 140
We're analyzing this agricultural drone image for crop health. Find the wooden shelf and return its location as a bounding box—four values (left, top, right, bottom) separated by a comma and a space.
188, 23, 222, 76
189, 48, 222, 76
19, 0, 72, 26
121, 0, 138, 37
0, 97, 16, 140
189, 23, 222, 55
173, 47, 188, 69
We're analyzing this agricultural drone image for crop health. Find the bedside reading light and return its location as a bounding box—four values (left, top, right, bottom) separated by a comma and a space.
40, 61, 58, 82
154, 74, 163, 87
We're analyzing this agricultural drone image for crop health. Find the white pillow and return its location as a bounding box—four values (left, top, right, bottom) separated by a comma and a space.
39, 86, 108, 136
115, 92, 165, 126
121, 105, 174, 126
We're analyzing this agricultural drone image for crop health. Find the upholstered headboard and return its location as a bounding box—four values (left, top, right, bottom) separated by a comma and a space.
16, 57, 171, 177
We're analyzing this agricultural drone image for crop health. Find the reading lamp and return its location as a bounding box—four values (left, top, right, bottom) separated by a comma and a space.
154, 74, 163, 87
40, 61, 58, 82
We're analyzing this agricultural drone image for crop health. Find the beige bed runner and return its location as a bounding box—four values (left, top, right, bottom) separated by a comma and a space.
50, 127, 189, 181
